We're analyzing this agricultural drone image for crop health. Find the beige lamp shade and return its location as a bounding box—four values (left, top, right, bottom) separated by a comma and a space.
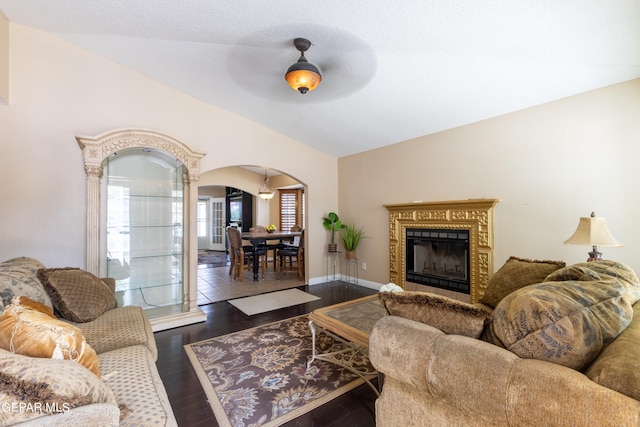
564, 212, 621, 261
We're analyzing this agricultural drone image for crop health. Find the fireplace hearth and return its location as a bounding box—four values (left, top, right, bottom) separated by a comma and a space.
385, 199, 498, 303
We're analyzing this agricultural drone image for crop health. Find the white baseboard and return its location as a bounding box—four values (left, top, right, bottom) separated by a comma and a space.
150, 308, 206, 332
308, 275, 383, 291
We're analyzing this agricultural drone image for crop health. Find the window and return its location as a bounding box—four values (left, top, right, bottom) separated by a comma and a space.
197, 200, 207, 237
280, 189, 304, 231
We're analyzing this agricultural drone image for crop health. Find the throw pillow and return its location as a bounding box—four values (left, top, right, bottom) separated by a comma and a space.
379, 291, 492, 338
479, 256, 566, 308
37, 268, 117, 323
0, 257, 53, 315
543, 264, 601, 282
0, 296, 101, 377
491, 279, 633, 371
0, 348, 116, 425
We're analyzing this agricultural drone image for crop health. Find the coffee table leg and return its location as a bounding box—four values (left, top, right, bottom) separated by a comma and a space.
306, 321, 380, 396
307, 320, 318, 368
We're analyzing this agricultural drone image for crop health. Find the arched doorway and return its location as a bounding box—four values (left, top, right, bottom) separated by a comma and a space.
196, 167, 307, 303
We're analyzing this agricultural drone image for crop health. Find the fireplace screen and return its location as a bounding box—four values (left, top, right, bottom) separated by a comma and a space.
406, 228, 470, 294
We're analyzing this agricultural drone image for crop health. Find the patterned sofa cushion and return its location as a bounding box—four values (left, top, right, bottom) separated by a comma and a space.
37, 268, 118, 323
551, 260, 640, 306
379, 291, 492, 338
492, 269, 633, 370
480, 256, 565, 308
70, 305, 158, 360
0, 257, 53, 314
0, 348, 117, 425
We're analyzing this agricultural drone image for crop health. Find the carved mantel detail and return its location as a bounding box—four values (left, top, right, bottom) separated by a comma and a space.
385, 199, 499, 303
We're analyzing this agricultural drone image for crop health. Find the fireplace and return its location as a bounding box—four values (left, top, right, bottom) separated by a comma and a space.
385, 199, 498, 303
406, 228, 470, 293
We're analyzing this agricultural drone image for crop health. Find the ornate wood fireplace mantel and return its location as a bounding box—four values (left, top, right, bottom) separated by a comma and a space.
385, 198, 499, 303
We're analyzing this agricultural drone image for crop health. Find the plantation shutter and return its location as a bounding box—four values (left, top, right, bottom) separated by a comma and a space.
279, 189, 304, 231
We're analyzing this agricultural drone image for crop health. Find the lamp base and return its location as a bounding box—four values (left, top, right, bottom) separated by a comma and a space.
587, 245, 602, 262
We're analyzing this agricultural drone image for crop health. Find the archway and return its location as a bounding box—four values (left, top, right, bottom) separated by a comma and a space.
196, 166, 308, 303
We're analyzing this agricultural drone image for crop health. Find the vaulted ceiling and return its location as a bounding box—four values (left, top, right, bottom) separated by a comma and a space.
1, 1, 639, 157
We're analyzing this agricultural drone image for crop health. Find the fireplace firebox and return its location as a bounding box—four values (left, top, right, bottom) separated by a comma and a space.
406, 229, 470, 293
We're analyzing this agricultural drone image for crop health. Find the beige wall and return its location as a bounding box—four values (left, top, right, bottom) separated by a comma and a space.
338, 79, 640, 285
0, 11, 8, 104
0, 24, 337, 281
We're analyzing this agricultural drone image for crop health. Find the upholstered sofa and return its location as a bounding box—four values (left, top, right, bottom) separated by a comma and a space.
0, 257, 177, 426
370, 258, 640, 426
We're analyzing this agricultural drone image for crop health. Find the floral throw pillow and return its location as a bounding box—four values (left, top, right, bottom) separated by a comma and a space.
0, 257, 53, 315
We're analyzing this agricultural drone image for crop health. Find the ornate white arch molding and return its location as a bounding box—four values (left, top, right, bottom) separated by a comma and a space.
76, 129, 206, 330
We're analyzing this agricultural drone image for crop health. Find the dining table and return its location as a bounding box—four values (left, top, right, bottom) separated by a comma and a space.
241, 230, 302, 281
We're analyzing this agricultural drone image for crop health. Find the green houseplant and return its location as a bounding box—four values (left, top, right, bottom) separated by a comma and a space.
341, 223, 365, 259
322, 212, 344, 252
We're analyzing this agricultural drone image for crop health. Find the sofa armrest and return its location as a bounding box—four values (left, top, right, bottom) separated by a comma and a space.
369, 315, 445, 391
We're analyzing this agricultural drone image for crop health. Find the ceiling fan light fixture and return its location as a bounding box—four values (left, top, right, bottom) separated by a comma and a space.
285, 38, 322, 94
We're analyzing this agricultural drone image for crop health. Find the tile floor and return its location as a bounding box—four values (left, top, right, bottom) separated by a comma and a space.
197, 251, 304, 305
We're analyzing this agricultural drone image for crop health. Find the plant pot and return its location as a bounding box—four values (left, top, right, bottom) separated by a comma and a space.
345, 250, 357, 260
328, 243, 338, 252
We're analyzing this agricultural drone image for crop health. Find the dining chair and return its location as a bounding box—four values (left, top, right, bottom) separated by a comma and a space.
228, 227, 267, 281
274, 224, 303, 268
251, 225, 279, 271
226, 227, 236, 277
276, 229, 304, 280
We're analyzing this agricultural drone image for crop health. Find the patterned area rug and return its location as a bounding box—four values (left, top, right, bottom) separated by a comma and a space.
184, 315, 376, 427
198, 251, 229, 267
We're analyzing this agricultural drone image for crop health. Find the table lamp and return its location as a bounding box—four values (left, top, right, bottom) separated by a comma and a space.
564, 212, 621, 261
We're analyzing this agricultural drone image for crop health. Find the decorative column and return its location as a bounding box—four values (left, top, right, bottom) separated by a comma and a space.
80, 157, 105, 275
182, 171, 201, 314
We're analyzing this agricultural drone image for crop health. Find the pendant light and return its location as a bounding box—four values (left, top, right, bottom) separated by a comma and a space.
285, 38, 322, 94
258, 169, 275, 200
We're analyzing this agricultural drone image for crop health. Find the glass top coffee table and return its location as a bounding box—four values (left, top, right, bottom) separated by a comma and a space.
307, 294, 388, 395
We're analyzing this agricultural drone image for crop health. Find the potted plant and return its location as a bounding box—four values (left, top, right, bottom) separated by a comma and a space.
341, 223, 365, 259
322, 212, 344, 252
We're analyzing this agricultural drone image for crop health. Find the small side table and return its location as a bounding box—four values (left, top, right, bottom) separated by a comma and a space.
344, 257, 358, 285
326, 251, 342, 282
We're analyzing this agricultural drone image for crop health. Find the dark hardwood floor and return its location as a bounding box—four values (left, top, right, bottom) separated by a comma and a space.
154, 282, 379, 427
